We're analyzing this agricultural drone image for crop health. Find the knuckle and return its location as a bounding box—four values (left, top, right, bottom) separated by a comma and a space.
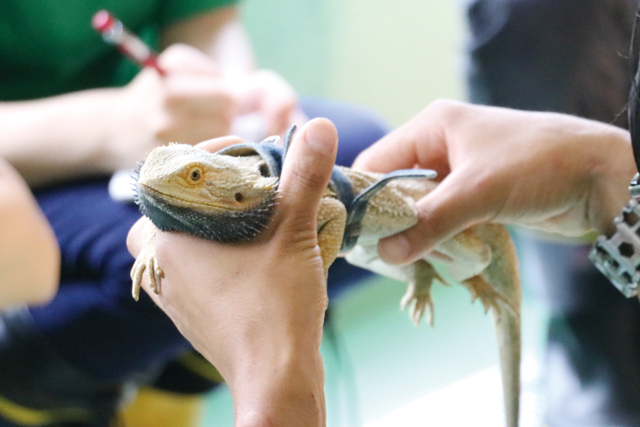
423, 99, 467, 124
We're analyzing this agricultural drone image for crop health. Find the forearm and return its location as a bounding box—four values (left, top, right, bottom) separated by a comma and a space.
0, 89, 126, 186
0, 159, 59, 307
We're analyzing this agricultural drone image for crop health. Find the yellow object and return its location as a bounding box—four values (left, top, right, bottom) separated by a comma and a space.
120, 387, 205, 427
0, 394, 90, 426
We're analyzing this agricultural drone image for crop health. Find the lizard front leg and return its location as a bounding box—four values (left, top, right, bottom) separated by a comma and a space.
316, 197, 347, 277
130, 220, 164, 301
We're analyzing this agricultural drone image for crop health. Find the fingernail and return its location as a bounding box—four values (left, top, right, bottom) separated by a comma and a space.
305, 120, 335, 154
378, 235, 412, 265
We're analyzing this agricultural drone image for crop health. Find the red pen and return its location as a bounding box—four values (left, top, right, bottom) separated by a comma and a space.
92, 10, 165, 75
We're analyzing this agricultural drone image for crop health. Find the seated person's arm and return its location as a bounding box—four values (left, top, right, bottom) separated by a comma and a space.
0, 41, 237, 187
0, 158, 59, 308
0, 5, 296, 188
0, 6, 246, 188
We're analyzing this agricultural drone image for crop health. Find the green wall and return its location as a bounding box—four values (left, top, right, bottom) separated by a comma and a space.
242, 0, 465, 127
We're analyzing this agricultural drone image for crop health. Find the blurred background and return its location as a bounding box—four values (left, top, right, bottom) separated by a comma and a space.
243, 0, 464, 127
204, 1, 548, 426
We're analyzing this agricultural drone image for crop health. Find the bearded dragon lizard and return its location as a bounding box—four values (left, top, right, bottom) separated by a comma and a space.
131, 127, 522, 427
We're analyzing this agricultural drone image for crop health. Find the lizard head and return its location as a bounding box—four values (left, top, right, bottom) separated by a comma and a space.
135, 143, 279, 242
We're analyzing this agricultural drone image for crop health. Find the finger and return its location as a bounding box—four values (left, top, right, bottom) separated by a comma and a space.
259, 88, 297, 137
352, 100, 462, 175
196, 135, 245, 152
377, 168, 492, 265
126, 218, 147, 257
278, 118, 338, 223
158, 43, 222, 75
263, 97, 296, 136
165, 77, 238, 117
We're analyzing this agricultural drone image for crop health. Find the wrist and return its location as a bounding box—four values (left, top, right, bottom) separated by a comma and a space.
227, 348, 325, 427
590, 127, 636, 235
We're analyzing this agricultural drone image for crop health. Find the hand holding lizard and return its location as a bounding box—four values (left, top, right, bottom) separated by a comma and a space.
354, 100, 635, 265
127, 118, 338, 427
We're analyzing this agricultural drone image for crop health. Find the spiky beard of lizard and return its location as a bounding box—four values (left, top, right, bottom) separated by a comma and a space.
136, 186, 277, 242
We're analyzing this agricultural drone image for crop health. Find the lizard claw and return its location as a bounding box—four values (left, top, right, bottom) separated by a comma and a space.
401, 260, 447, 327
152, 267, 164, 295
401, 284, 435, 328
147, 256, 162, 295
461, 275, 516, 319
130, 256, 145, 301
129, 244, 162, 300
401, 280, 435, 328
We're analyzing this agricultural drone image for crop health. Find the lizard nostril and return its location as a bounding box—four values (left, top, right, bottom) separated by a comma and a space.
234, 193, 244, 202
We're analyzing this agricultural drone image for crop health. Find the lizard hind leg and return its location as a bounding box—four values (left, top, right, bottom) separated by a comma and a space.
401, 260, 447, 328
461, 275, 517, 318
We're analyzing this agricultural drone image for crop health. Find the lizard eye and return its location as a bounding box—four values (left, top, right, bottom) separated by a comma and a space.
187, 166, 202, 183
234, 193, 244, 202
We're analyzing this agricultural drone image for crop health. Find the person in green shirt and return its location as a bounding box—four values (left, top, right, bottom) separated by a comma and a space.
0, 1, 388, 426
0, 2, 294, 425
0, 0, 297, 186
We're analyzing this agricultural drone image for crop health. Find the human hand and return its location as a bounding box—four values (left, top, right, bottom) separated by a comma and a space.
127, 118, 338, 426
228, 69, 300, 137
353, 100, 635, 265
109, 44, 238, 169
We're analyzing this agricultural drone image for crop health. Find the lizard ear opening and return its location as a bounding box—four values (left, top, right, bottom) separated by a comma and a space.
258, 162, 270, 177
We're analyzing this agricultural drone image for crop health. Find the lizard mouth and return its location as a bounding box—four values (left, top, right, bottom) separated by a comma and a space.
137, 184, 233, 212
135, 183, 276, 242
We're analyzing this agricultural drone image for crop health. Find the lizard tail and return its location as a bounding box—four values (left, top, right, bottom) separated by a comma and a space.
492, 299, 521, 427
476, 224, 522, 427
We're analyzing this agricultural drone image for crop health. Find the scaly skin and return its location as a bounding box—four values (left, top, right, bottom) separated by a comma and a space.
131, 143, 522, 427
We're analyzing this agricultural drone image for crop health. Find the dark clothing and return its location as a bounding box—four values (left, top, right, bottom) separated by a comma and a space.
465, 0, 640, 425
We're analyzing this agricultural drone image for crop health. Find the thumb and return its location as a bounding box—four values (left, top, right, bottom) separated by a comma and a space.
377, 168, 490, 264
278, 118, 338, 224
